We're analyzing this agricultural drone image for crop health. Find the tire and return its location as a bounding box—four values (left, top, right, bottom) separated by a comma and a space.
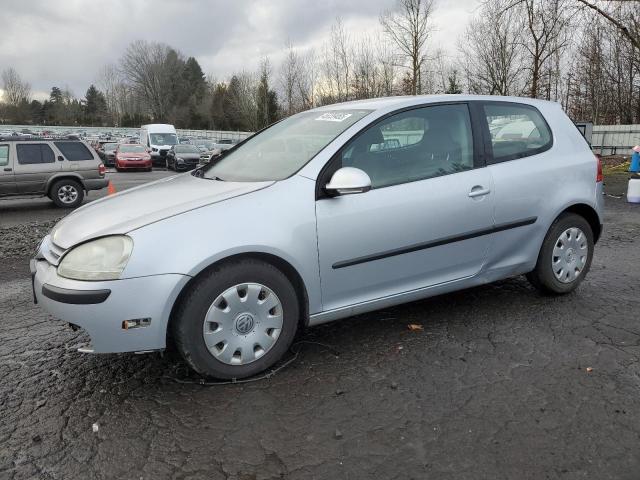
50, 179, 84, 208
527, 213, 594, 294
172, 259, 300, 379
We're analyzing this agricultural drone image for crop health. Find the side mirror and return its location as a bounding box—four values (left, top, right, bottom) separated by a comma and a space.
325, 167, 371, 196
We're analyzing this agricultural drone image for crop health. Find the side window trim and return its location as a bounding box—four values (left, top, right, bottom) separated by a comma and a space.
479, 101, 554, 165
15, 143, 56, 165
316, 101, 477, 200
0, 144, 10, 167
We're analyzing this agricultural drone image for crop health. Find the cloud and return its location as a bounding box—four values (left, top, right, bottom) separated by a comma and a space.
0, 0, 478, 99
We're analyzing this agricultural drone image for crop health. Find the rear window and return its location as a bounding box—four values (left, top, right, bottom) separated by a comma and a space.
16, 144, 55, 165
54, 142, 94, 161
483, 103, 552, 163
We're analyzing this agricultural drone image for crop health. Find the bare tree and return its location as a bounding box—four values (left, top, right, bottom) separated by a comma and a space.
459, 0, 525, 95
380, 0, 436, 95
575, 0, 640, 50
297, 49, 318, 110
279, 41, 301, 115
506, 0, 572, 98
120, 40, 183, 120
377, 40, 398, 96
1, 67, 31, 106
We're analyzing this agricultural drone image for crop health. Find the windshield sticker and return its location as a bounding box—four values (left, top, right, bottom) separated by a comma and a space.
315, 112, 353, 122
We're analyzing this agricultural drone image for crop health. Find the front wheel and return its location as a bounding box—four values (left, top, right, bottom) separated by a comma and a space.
172, 259, 300, 379
527, 213, 594, 294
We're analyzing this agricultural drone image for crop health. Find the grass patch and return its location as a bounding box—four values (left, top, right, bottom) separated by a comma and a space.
602, 162, 630, 175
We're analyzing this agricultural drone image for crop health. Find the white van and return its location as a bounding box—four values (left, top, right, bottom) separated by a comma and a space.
140, 124, 178, 166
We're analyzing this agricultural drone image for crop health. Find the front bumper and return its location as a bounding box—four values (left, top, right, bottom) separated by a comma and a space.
116, 159, 152, 169
31, 258, 190, 353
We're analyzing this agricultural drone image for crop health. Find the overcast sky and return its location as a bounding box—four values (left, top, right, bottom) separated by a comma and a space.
0, 0, 480, 101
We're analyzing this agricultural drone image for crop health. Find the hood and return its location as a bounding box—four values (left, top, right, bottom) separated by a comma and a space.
119, 152, 149, 158
50, 174, 274, 249
175, 152, 200, 159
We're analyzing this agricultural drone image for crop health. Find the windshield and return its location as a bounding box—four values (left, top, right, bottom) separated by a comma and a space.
149, 133, 177, 145
104, 143, 117, 150
119, 145, 146, 153
203, 109, 371, 181
175, 145, 200, 153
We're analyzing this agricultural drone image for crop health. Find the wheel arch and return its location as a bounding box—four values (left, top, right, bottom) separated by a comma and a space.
559, 203, 602, 243
166, 252, 310, 347
46, 174, 86, 195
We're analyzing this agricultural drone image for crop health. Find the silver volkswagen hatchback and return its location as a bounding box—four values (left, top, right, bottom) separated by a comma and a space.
32, 95, 604, 379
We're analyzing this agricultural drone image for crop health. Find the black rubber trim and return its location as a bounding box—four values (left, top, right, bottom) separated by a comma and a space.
332, 217, 538, 269
42, 284, 111, 304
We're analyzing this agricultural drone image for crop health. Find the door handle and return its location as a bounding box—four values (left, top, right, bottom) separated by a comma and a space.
3, 168, 11, 172
468, 186, 491, 198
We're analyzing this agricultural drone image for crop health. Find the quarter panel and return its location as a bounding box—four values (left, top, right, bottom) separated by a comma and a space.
484, 103, 599, 275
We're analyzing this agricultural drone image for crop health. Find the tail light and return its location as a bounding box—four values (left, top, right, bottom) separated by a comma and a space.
98, 163, 106, 176
595, 154, 603, 182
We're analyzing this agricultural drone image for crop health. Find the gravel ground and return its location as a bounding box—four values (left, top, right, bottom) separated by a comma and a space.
0, 219, 60, 259
0, 173, 639, 479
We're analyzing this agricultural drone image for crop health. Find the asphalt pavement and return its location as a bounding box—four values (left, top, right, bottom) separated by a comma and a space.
0, 173, 639, 479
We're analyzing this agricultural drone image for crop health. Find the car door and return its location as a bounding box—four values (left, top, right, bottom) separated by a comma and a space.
315, 103, 495, 311
0, 143, 16, 195
13, 143, 61, 193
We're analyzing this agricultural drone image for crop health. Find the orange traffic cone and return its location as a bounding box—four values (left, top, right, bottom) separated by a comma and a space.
107, 181, 116, 195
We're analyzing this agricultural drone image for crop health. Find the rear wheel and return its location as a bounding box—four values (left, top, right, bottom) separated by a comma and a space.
172, 259, 300, 379
527, 213, 594, 294
50, 179, 84, 208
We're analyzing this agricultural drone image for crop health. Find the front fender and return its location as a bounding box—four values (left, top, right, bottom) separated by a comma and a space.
122, 175, 323, 314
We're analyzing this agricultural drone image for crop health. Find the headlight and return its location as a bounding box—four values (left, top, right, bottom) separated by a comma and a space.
58, 236, 133, 281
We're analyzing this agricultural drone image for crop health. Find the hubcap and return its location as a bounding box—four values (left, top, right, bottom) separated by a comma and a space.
552, 227, 588, 283
57, 185, 78, 204
202, 283, 283, 365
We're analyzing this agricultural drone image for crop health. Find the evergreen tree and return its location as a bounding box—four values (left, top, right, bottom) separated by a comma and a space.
445, 70, 462, 94
256, 66, 279, 129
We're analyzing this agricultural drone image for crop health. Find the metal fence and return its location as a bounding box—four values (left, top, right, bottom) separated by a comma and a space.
591, 124, 640, 156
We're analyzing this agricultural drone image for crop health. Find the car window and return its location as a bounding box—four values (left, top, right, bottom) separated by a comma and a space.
54, 142, 94, 161
483, 103, 552, 162
119, 145, 146, 153
16, 144, 55, 165
339, 104, 474, 189
203, 109, 372, 182
0, 145, 8, 166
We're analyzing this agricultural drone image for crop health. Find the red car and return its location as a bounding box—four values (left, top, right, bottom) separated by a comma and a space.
114, 144, 152, 171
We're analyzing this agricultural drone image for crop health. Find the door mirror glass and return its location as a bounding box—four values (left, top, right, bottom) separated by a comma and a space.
325, 167, 371, 195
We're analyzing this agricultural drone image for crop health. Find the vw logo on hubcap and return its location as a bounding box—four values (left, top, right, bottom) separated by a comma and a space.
235, 313, 255, 335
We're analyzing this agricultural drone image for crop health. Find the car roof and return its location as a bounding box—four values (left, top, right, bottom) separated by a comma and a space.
0, 136, 85, 142
311, 94, 560, 113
